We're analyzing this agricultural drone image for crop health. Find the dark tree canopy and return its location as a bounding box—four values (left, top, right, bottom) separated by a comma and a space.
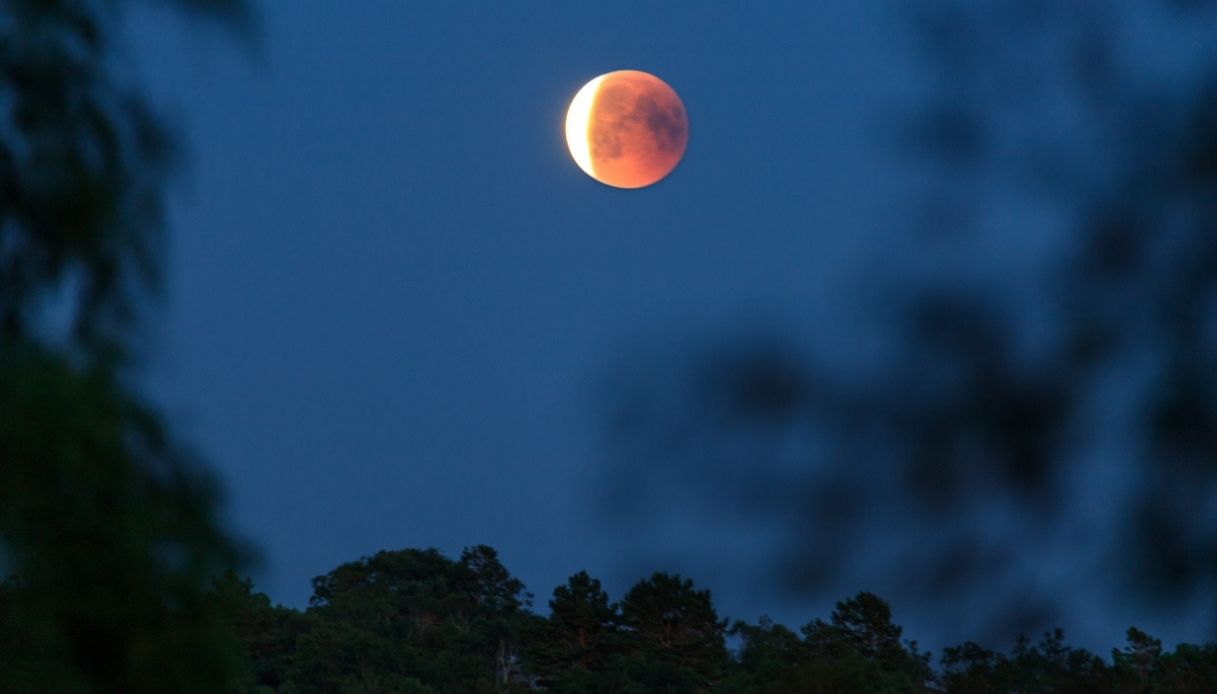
529, 570, 620, 678
291, 547, 535, 693
216, 545, 1217, 693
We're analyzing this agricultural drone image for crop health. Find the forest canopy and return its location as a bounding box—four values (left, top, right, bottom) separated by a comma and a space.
209, 545, 1217, 694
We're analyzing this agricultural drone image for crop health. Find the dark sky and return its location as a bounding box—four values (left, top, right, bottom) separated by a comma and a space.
125, 1, 1210, 651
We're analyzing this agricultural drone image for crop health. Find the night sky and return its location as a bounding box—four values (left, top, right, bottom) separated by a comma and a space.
123, 1, 1210, 651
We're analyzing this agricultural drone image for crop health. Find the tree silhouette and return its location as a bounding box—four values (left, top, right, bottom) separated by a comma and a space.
528, 570, 620, 686
0, 1, 253, 691
208, 543, 1217, 692
617, 572, 729, 692
300, 547, 534, 693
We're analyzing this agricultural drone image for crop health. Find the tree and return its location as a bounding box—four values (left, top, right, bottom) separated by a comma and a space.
0, 340, 248, 693
1111, 627, 1162, 693
717, 617, 806, 693
549, 571, 619, 667
0, 1, 254, 691
0, 0, 251, 363
309, 548, 466, 642
999, 629, 1112, 693
457, 545, 533, 688
460, 545, 531, 615
289, 617, 433, 694
299, 547, 533, 693
1151, 641, 1217, 693
798, 592, 932, 693
525, 570, 621, 691
210, 572, 309, 693
216, 548, 1217, 694
806, 592, 908, 660
940, 641, 1010, 694
617, 573, 729, 692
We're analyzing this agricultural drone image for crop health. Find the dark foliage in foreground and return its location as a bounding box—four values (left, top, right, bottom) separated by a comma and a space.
601, 0, 1217, 641
1, 1, 254, 692
215, 546, 1217, 694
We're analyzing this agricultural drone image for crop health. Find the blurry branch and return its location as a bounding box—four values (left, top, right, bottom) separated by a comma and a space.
0, 341, 245, 692
0, 0, 256, 366
602, 0, 1217, 640
0, 1, 256, 691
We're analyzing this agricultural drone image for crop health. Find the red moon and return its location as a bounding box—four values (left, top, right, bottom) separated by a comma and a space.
565, 70, 688, 189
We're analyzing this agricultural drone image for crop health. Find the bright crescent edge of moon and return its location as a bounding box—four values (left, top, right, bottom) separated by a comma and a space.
565, 75, 604, 181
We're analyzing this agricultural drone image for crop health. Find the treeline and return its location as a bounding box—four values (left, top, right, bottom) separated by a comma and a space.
213, 546, 1217, 693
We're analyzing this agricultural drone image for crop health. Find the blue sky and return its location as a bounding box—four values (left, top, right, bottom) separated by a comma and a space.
124, 0, 1212, 651
132, 0, 908, 602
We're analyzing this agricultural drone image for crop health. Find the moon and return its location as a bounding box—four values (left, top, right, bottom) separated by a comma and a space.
565, 70, 688, 189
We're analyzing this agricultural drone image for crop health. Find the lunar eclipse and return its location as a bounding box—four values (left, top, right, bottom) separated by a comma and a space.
565, 70, 688, 189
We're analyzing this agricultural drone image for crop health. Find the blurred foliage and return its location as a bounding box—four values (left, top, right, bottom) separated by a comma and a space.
0, 343, 243, 691
221, 544, 1217, 693
602, 0, 1217, 640
1, 0, 253, 692
0, 0, 251, 364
